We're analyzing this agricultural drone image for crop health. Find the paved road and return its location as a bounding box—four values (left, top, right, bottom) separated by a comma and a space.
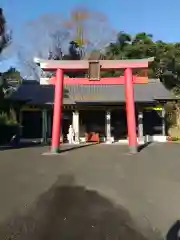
0, 143, 179, 239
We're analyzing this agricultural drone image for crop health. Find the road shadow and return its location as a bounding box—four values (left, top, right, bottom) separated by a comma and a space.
59, 142, 99, 153
166, 220, 180, 240
0, 175, 162, 240
0, 141, 46, 151
138, 142, 152, 152
0, 141, 98, 153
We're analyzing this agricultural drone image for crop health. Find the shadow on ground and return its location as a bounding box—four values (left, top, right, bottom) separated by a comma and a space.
59, 142, 99, 153
166, 220, 180, 240
0, 175, 162, 240
138, 142, 152, 152
0, 141, 44, 151
0, 140, 98, 153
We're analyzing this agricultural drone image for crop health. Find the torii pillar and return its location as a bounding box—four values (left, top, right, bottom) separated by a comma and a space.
34, 57, 154, 154
125, 68, 137, 153
51, 68, 64, 153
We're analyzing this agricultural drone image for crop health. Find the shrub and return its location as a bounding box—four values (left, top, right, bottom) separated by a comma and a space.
0, 111, 17, 125
165, 102, 176, 129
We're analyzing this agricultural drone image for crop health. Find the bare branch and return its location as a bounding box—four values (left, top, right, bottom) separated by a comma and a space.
63, 7, 117, 58
17, 7, 116, 74
17, 48, 41, 80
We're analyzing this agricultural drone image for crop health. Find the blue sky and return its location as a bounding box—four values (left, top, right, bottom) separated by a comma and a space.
1, 0, 180, 72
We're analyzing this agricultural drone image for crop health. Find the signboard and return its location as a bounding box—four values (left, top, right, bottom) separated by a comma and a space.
144, 105, 162, 111
21, 105, 40, 111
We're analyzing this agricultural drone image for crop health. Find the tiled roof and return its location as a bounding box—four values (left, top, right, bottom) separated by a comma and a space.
9, 79, 174, 105
9, 84, 73, 105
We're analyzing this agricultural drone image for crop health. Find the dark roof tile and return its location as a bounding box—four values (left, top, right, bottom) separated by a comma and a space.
9, 80, 173, 104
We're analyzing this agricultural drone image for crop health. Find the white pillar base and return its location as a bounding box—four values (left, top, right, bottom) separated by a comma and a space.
106, 110, 111, 144
72, 110, 80, 144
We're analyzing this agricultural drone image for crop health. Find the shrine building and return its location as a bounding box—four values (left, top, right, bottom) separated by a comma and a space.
10, 77, 174, 144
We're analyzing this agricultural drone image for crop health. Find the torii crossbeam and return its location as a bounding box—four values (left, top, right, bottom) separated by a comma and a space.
34, 57, 154, 154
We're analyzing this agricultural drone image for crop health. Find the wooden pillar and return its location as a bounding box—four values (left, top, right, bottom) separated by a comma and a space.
47, 110, 51, 138
162, 105, 166, 136
138, 110, 144, 142
42, 109, 48, 144
124, 68, 138, 153
51, 68, 64, 153
19, 110, 23, 137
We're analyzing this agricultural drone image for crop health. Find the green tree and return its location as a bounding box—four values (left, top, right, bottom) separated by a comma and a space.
0, 8, 13, 102
0, 8, 11, 55
2, 67, 22, 87
105, 32, 180, 131
105, 31, 180, 80
0, 8, 6, 54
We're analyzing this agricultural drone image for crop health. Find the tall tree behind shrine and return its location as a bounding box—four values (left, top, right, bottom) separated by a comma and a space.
63, 7, 116, 60
0, 8, 6, 54
0, 8, 14, 101
0, 8, 11, 55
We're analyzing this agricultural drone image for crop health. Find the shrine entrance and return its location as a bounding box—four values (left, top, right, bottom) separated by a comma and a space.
35, 57, 154, 153
111, 108, 127, 141
79, 110, 106, 141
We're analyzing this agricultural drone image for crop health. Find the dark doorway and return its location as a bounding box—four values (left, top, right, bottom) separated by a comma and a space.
49, 110, 72, 141
79, 110, 105, 138
62, 112, 72, 141
143, 110, 162, 136
22, 111, 42, 139
111, 108, 127, 140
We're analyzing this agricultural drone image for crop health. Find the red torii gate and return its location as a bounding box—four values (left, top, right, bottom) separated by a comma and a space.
35, 58, 154, 154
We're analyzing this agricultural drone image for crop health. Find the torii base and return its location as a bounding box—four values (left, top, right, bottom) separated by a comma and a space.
42, 151, 60, 156
129, 146, 138, 154
50, 147, 60, 154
